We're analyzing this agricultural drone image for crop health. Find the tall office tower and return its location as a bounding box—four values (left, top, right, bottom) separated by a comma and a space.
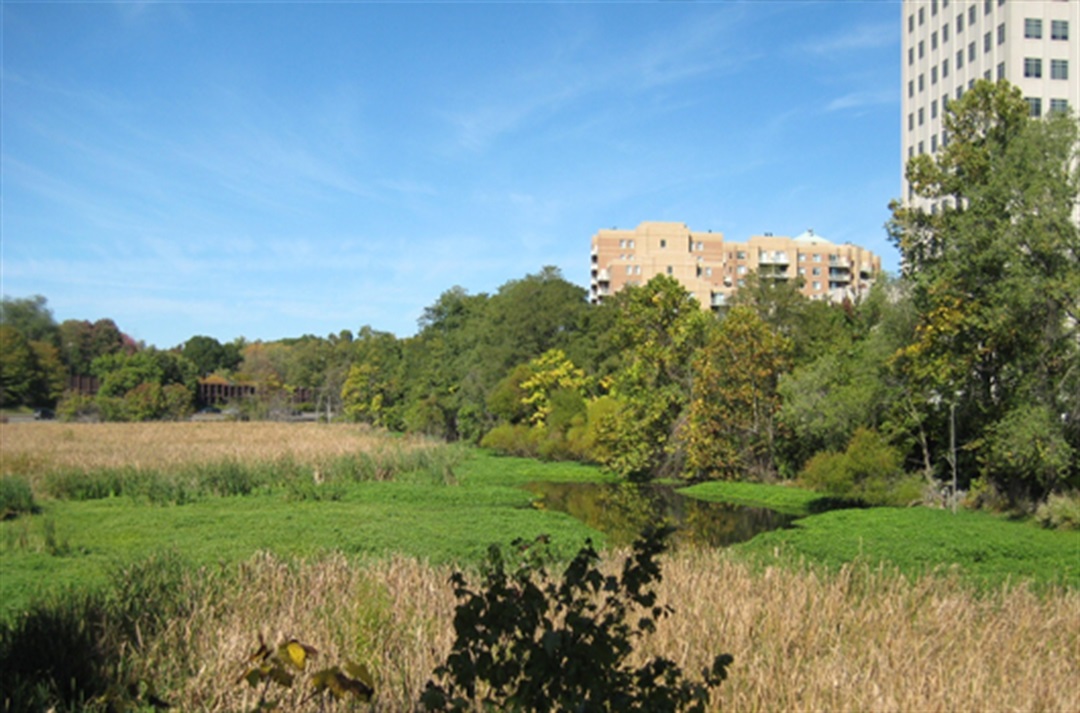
900, 0, 1079, 208
589, 222, 881, 309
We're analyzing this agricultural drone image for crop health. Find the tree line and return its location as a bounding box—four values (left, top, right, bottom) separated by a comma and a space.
2, 81, 1077, 509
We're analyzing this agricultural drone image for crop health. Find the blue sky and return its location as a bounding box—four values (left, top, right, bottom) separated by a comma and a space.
2, 1, 901, 348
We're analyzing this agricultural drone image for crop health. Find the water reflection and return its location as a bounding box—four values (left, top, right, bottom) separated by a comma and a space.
523, 481, 795, 548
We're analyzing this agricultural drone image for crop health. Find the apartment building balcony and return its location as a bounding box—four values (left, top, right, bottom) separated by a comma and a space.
829, 256, 851, 268
758, 251, 790, 265
595, 269, 610, 284
828, 269, 851, 282
710, 292, 727, 309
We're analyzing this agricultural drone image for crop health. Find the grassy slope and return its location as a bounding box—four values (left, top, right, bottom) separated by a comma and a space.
678, 480, 820, 516
0, 451, 609, 620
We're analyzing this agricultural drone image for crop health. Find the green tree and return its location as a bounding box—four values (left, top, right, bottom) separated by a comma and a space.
888, 79, 1080, 496
180, 335, 242, 377
594, 276, 711, 480
685, 305, 792, 481
0, 295, 59, 346
0, 326, 38, 407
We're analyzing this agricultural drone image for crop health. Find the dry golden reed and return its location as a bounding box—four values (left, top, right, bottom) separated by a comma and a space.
0, 421, 432, 478
142, 549, 1079, 712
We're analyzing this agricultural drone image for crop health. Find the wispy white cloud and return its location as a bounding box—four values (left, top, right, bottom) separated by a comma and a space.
799, 21, 897, 55
825, 88, 897, 113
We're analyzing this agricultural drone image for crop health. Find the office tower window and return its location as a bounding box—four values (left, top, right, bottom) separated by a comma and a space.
968, 42, 976, 62
918, 107, 925, 126
909, 80, 915, 97
909, 113, 914, 130
919, 40, 925, 58
997, 62, 1005, 80
909, 14, 915, 33
983, 69, 991, 80
919, 7, 925, 25
1026, 18, 1043, 39
957, 12, 964, 33
968, 6, 976, 26
918, 140, 925, 155
1025, 57, 1042, 78
933, 32, 939, 50
983, 0, 990, 15
984, 32, 991, 53
956, 86, 963, 100
932, 0, 938, 16
1050, 99, 1069, 114
1026, 97, 1042, 117
1051, 20, 1068, 41
908, 146, 916, 159
942, 0, 949, 7
997, 23, 1005, 45
957, 49, 964, 69
968, 78, 975, 89
942, 130, 949, 147
919, 73, 925, 91
931, 134, 938, 152
943, 58, 950, 77
908, 47, 914, 66
932, 65, 938, 84
942, 93, 949, 111
931, 99, 938, 119
1051, 59, 1068, 80
943, 23, 950, 42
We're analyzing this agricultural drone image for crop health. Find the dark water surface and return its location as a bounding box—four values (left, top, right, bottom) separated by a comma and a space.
523, 481, 796, 548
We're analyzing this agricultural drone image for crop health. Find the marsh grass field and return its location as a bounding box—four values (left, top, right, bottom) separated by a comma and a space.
2, 422, 1078, 711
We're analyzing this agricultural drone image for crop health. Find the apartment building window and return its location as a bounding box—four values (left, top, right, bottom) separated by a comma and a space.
943, 58, 950, 77
957, 12, 964, 33
997, 23, 1005, 45
983, 0, 991, 15
968, 6, 976, 26
1051, 20, 1068, 41
984, 32, 991, 53
626, 265, 633, 276
943, 93, 950, 112
919, 73, 925, 92
1050, 99, 1069, 114
1025, 57, 1042, 78
957, 49, 964, 69
1051, 60, 1068, 80
918, 107, 925, 126
931, 134, 939, 152
909, 112, 915, 130
736, 250, 746, 260
931, 99, 938, 119
957, 85, 964, 100
968, 78, 976, 90
660, 239, 667, 248
942, 0, 948, 7
932, 0, 938, 16
1027, 97, 1042, 118
909, 14, 915, 33
942, 129, 949, 147
812, 281, 821, 291
919, 40, 925, 59
909, 47, 915, 66
736, 266, 746, 275
812, 267, 821, 276
983, 69, 991, 80
943, 23, 950, 42
812, 254, 821, 263
666, 266, 673, 275
628, 240, 635, 248
619, 239, 626, 248
1025, 18, 1043, 39
908, 146, 915, 159
919, 7, 925, 25
932, 66, 938, 84
918, 140, 925, 155
968, 42, 976, 62
932, 32, 938, 51
997, 62, 1005, 80
909, 80, 915, 98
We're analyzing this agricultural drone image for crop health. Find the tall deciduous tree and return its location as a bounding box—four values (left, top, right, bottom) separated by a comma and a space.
888, 79, 1080, 496
685, 305, 792, 481
593, 276, 711, 480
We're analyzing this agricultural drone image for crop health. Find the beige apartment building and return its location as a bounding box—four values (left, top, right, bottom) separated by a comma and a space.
900, 0, 1079, 208
589, 222, 882, 309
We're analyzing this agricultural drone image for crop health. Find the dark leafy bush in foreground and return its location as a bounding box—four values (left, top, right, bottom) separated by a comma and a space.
421, 527, 733, 712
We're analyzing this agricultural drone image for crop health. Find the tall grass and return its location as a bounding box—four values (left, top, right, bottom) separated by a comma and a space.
5, 549, 1075, 712
1, 422, 464, 505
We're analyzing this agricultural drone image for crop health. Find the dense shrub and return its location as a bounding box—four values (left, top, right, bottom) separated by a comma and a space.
1035, 491, 1080, 531
0, 476, 37, 518
421, 527, 733, 712
799, 428, 923, 507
